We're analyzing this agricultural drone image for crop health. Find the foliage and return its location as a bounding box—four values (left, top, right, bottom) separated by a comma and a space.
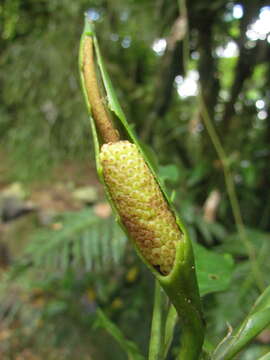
0, 205, 235, 358
0, 0, 270, 358
21, 208, 127, 273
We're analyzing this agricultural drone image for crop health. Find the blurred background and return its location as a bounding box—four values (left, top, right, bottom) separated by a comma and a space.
0, 0, 269, 359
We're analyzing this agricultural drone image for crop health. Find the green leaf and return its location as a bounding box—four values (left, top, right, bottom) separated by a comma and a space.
94, 308, 145, 360
9, 209, 127, 278
249, 284, 270, 315
159, 164, 180, 184
187, 162, 210, 187
217, 228, 270, 257
193, 243, 234, 296
258, 352, 270, 360
212, 285, 270, 360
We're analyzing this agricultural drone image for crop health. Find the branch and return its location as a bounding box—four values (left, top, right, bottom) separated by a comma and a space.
141, 15, 186, 142
221, 0, 265, 133
196, 10, 220, 120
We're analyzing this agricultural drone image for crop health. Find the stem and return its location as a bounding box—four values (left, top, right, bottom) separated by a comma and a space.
148, 280, 163, 360
257, 352, 270, 360
177, 327, 202, 360
162, 304, 178, 358
159, 237, 205, 360
199, 93, 265, 292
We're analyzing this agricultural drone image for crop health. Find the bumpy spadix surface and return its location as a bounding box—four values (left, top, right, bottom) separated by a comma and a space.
100, 141, 182, 275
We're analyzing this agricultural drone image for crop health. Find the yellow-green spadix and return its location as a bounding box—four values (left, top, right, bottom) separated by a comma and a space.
100, 140, 182, 275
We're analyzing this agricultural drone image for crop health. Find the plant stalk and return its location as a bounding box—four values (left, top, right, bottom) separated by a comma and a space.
148, 280, 163, 360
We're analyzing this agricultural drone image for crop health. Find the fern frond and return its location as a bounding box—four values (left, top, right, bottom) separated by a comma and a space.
14, 208, 127, 276
0, 208, 127, 324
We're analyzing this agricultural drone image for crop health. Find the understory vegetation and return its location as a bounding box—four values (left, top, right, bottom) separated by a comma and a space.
0, 0, 269, 359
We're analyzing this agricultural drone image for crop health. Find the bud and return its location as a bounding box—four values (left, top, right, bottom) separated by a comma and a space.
100, 141, 182, 275
82, 36, 119, 143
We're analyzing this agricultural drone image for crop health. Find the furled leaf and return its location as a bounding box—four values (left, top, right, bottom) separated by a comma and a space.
258, 352, 270, 360
94, 308, 145, 360
212, 284, 270, 360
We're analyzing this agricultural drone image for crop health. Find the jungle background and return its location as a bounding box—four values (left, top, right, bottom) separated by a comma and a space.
0, 0, 270, 359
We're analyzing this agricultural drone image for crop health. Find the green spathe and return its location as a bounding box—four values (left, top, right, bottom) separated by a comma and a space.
79, 14, 205, 360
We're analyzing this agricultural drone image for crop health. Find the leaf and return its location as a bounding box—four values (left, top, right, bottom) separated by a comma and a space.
249, 284, 270, 315
193, 243, 234, 296
187, 162, 210, 187
217, 228, 270, 257
258, 352, 270, 360
94, 308, 145, 360
9, 208, 127, 278
212, 285, 270, 360
158, 164, 180, 184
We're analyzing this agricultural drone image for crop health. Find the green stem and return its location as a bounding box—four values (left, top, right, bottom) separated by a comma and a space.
162, 305, 178, 359
148, 280, 163, 360
199, 93, 265, 292
177, 327, 202, 360
159, 236, 205, 360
